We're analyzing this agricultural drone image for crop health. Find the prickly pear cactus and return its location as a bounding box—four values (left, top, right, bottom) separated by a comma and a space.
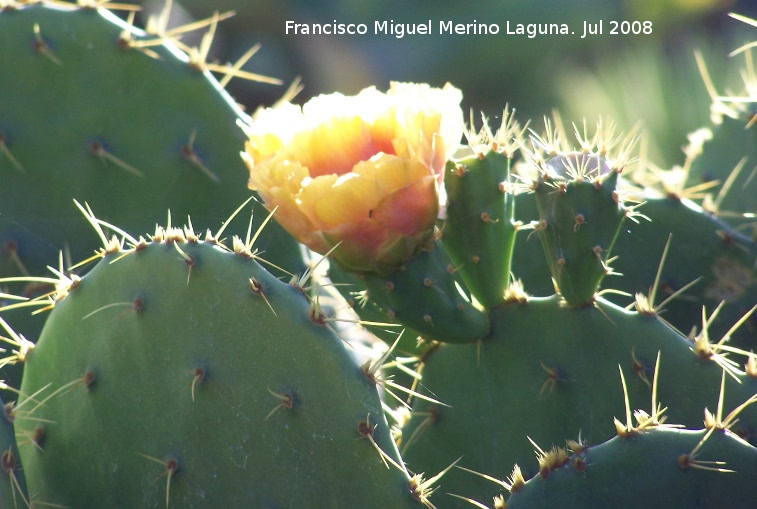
683, 61, 757, 230
10, 216, 419, 508
401, 294, 757, 506
394, 121, 757, 508
532, 151, 628, 307
443, 149, 517, 309
0, 2, 305, 303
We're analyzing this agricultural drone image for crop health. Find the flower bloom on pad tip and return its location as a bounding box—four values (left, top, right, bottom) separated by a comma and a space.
241, 82, 464, 273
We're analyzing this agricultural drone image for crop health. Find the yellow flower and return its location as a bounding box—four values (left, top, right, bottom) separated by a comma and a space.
242, 82, 464, 273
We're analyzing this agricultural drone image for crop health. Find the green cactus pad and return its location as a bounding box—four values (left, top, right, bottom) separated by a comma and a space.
685, 104, 757, 229
327, 262, 434, 357
401, 295, 757, 508
443, 150, 517, 309
0, 4, 304, 287
14, 229, 418, 508
514, 194, 757, 350
362, 241, 490, 344
505, 427, 757, 508
534, 153, 627, 306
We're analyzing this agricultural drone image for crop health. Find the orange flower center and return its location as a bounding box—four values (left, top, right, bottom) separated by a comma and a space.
287, 116, 397, 178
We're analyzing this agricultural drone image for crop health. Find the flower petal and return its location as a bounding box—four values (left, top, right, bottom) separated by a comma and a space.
243, 82, 464, 272
371, 174, 439, 236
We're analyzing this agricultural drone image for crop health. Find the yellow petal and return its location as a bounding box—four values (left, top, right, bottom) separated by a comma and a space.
242, 81, 464, 271
353, 155, 431, 196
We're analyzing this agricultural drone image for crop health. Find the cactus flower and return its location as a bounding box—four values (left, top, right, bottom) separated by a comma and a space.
242, 82, 464, 273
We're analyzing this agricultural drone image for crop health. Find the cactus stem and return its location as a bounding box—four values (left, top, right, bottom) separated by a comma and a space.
264, 388, 294, 420
137, 453, 179, 509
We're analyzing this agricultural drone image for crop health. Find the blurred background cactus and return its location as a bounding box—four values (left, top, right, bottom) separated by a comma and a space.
139, 0, 757, 167
3, 0, 757, 508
